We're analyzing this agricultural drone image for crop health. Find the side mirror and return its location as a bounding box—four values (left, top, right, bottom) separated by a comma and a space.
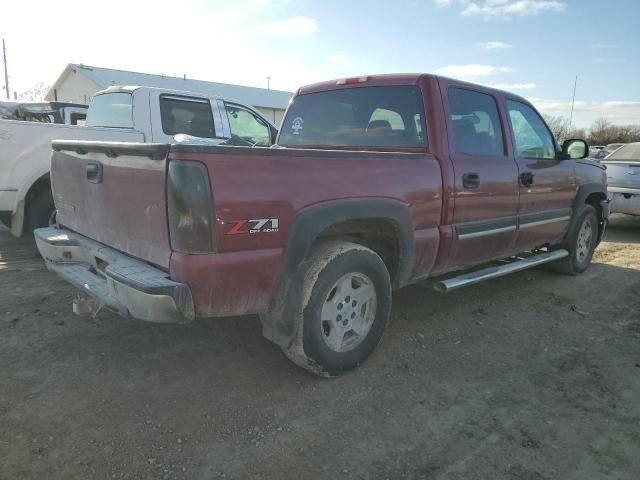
561, 139, 588, 160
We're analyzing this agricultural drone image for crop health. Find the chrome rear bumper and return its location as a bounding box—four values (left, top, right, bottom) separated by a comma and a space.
34, 227, 194, 323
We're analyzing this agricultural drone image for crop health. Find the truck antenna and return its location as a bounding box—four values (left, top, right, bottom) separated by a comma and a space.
568, 75, 578, 132
2, 38, 9, 99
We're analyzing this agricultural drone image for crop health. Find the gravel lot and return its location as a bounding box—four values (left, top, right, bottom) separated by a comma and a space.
1, 216, 639, 480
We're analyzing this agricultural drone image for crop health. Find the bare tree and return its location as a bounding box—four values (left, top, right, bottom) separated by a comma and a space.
543, 115, 571, 141
587, 118, 640, 145
17, 82, 50, 101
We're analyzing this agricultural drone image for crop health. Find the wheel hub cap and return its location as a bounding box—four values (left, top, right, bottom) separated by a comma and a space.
320, 272, 377, 353
576, 218, 593, 263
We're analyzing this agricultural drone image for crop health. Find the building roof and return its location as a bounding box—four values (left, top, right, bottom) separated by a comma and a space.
49, 64, 293, 110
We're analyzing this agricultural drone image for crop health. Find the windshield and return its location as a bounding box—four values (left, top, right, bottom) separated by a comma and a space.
278, 85, 426, 149
606, 143, 640, 161
86, 92, 134, 128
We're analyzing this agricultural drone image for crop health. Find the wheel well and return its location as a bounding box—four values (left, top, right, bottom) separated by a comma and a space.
314, 218, 401, 284
26, 174, 52, 203
584, 191, 606, 241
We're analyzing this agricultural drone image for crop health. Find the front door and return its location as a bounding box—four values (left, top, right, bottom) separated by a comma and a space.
443, 86, 520, 270
506, 99, 576, 250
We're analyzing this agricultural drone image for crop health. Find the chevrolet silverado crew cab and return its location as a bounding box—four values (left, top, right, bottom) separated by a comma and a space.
0, 86, 277, 237
35, 74, 609, 377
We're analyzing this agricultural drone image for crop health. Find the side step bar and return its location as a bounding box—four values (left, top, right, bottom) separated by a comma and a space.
434, 249, 569, 293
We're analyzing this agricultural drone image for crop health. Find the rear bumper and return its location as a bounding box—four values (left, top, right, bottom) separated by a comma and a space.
34, 227, 194, 323
608, 187, 640, 216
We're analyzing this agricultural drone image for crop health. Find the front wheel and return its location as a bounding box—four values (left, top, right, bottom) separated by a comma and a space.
551, 204, 598, 275
284, 241, 392, 377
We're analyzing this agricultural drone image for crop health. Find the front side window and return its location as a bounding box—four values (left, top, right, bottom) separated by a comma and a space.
448, 87, 505, 156
507, 100, 556, 159
278, 85, 426, 149
225, 104, 272, 146
160, 95, 216, 138
86, 93, 133, 128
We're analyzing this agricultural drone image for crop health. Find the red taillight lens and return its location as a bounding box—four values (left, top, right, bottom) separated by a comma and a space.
336, 76, 369, 85
167, 160, 215, 253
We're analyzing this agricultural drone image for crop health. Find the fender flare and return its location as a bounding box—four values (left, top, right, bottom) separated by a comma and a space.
568, 182, 608, 245
260, 198, 415, 349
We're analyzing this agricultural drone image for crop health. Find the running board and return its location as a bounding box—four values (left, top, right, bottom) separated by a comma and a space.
434, 249, 569, 293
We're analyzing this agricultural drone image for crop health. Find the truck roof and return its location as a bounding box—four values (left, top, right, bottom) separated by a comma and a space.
297, 73, 531, 104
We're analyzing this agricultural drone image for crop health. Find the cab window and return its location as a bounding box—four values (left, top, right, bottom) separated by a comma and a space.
225, 104, 272, 146
160, 95, 216, 138
507, 100, 555, 159
448, 87, 505, 156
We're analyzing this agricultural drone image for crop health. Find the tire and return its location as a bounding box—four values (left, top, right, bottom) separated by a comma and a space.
551, 204, 598, 275
0, 212, 11, 229
284, 241, 392, 377
23, 189, 55, 236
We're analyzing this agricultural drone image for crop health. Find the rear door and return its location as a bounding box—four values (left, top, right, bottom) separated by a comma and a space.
506, 99, 575, 250
442, 84, 520, 270
51, 142, 172, 269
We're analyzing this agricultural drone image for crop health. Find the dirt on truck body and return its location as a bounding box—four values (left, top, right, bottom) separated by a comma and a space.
36, 73, 608, 376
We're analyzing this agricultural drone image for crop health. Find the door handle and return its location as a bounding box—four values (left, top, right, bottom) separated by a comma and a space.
462, 172, 480, 189
520, 172, 535, 187
86, 162, 103, 184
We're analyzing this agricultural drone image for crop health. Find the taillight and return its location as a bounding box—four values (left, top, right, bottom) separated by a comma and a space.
167, 160, 215, 253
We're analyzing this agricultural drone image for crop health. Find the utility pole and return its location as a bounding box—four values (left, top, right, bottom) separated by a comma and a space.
266, 76, 271, 90
2, 38, 9, 99
568, 75, 578, 133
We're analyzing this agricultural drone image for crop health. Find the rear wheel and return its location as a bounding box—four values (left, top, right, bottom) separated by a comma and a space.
284, 241, 392, 377
551, 204, 598, 275
23, 189, 55, 236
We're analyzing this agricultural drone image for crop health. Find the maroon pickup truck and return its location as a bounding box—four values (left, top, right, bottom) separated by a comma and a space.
35, 74, 609, 376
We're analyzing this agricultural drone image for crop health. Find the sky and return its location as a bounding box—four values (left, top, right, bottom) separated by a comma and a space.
1, 0, 638, 128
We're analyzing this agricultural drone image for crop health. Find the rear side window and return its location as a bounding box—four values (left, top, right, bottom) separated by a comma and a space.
160, 95, 216, 138
448, 88, 505, 156
507, 100, 555, 159
86, 93, 133, 128
278, 85, 426, 149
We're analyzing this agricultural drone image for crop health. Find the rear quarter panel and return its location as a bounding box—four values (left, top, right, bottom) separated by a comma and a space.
167, 146, 443, 316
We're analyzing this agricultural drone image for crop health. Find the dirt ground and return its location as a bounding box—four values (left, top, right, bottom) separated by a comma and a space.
1, 216, 639, 480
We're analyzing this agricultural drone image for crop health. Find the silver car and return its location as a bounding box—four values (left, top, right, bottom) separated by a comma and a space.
602, 142, 640, 216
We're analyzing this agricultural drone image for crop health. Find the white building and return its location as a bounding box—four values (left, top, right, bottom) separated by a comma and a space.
46, 64, 292, 125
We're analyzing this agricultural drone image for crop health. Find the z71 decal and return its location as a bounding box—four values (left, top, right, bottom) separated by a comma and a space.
226, 218, 280, 235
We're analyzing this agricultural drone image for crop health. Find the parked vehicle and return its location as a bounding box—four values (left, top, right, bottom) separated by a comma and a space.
601, 142, 640, 216
0, 100, 87, 125
35, 74, 608, 376
0, 86, 277, 236
606, 143, 625, 153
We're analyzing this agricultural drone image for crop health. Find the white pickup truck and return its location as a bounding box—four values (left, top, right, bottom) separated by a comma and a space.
0, 86, 278, 237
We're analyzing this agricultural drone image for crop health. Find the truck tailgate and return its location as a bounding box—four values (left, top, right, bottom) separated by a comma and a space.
51, 141, 172, 269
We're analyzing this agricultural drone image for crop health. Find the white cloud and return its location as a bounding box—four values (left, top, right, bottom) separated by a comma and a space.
435, 64, 511, 79
438, 0, 565, 18
528, 97, 640, 125
476, 41, 513, 50
326, 54, 351, 65
486, 82, 536, 91
257, 15, 318, 35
